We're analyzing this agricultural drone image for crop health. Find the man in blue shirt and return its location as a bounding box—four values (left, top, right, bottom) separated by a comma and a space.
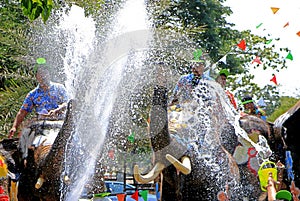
170, 60, 211, 105
8, 58, 68, 138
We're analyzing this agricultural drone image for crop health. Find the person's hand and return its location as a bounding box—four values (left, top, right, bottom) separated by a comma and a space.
24, 159, 27, 168
48, 108, 58, 117
8, 127, 16, 139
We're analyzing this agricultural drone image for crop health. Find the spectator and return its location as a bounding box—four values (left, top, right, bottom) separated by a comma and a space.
215, 69, 238, 110
241, 95, 266, 121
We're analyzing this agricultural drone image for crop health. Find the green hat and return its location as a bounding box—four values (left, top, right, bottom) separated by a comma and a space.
275, 190, 292, 201
36, 57, 46, 65
190, 48, 205, 63
34, 57, 47, 73
219, 69, 229, 77
241, 95, 254, 105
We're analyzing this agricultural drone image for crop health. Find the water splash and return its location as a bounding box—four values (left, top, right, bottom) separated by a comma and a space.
27, 0, 273, 200
58, 0, 153, 200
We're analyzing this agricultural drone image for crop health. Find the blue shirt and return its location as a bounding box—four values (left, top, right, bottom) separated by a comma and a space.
172, 73, 212, 103
21, 82, 68, 114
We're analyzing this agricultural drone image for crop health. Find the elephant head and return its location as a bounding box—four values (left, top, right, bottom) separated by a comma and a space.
0, 100, 78, 201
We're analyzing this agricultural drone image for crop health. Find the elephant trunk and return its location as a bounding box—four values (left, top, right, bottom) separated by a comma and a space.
35, 100, 74, 196
134, 67, 191, 184
149, 85, 171, 154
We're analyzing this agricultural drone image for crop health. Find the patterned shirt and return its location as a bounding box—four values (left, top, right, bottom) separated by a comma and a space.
172, 73, 212, 103
21, 82, 68, 114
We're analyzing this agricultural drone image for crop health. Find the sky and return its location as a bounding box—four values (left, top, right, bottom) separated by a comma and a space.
224, 0, 300, 97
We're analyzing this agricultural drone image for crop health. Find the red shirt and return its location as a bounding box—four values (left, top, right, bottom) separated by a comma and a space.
226, 90, 237, 109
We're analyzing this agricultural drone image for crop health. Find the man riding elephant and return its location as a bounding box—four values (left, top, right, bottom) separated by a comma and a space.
8, 58, 68, 164
6, 57, 69, 200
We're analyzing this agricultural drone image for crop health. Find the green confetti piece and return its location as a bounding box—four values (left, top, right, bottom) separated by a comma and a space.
193, 49, 203, 61
286, 52, 293, 61
256, 22, 263, 29
140, 190, 149, 201
266, 39, 273, 44
128, 131, 135, 143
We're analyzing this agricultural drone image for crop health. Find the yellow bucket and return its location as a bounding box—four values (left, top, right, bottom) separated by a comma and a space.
257, 161, 277, 191
0, 155, 8, 178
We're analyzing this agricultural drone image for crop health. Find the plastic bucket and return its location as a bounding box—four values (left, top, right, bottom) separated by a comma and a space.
257, 161, 277, 191
276, 190, 292, 201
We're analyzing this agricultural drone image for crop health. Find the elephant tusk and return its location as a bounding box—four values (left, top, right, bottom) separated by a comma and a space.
64, 175, 71, 185
166, 154, 191, 175
134, 162, 165, 184
35, 176, 45, 189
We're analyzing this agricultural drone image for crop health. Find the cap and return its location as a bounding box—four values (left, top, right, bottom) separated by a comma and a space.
275, 190, 292, 201
241, 95, 254, 105
190, 59, 205, 64
34, 57, 47, 73
36, 57, 46, 65
219, 69, 229, 77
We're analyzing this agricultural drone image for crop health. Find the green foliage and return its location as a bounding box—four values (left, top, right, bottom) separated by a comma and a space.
20, 0, 53, 23
267, 96, 299, 122
0, 80, 35, 136
0, 0, 35, 136
0, 0, 298, 139
150, 0, 235, 61
148, 0, 291, 114
0, 1, 32, 83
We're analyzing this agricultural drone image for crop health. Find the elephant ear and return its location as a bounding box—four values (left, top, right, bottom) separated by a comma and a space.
233, 145, 248, 165
0, 138, 19, 151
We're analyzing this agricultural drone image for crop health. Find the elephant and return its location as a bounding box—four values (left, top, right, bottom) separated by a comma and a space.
133, 69, 274, 201
273, 100, 300, 192
0, 101, 75, 200
0, 100, 105, 201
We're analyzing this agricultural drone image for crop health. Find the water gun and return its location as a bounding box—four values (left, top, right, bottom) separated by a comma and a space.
285, 151, 294, 181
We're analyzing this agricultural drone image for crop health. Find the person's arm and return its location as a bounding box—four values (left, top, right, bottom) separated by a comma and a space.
48, 102, 67, 116
8, 109, 28, 138
169, 76, 184, 106
48, 84, 68, 116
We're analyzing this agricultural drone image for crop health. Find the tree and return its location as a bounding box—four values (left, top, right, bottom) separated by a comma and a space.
147, 0, 289, 115
0, 0, 36, 135
20, 0, 53, 23
0, 0, 118, 135
267, 96, 299, 122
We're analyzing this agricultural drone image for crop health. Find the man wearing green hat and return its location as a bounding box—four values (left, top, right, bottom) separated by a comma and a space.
169, 59, 212, 106
241, 95, 266, 121
8, 58, 69, 139
215, 69, 237, 110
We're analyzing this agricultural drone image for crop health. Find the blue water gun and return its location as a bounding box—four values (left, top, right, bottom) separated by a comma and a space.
285, 150, 294, 181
